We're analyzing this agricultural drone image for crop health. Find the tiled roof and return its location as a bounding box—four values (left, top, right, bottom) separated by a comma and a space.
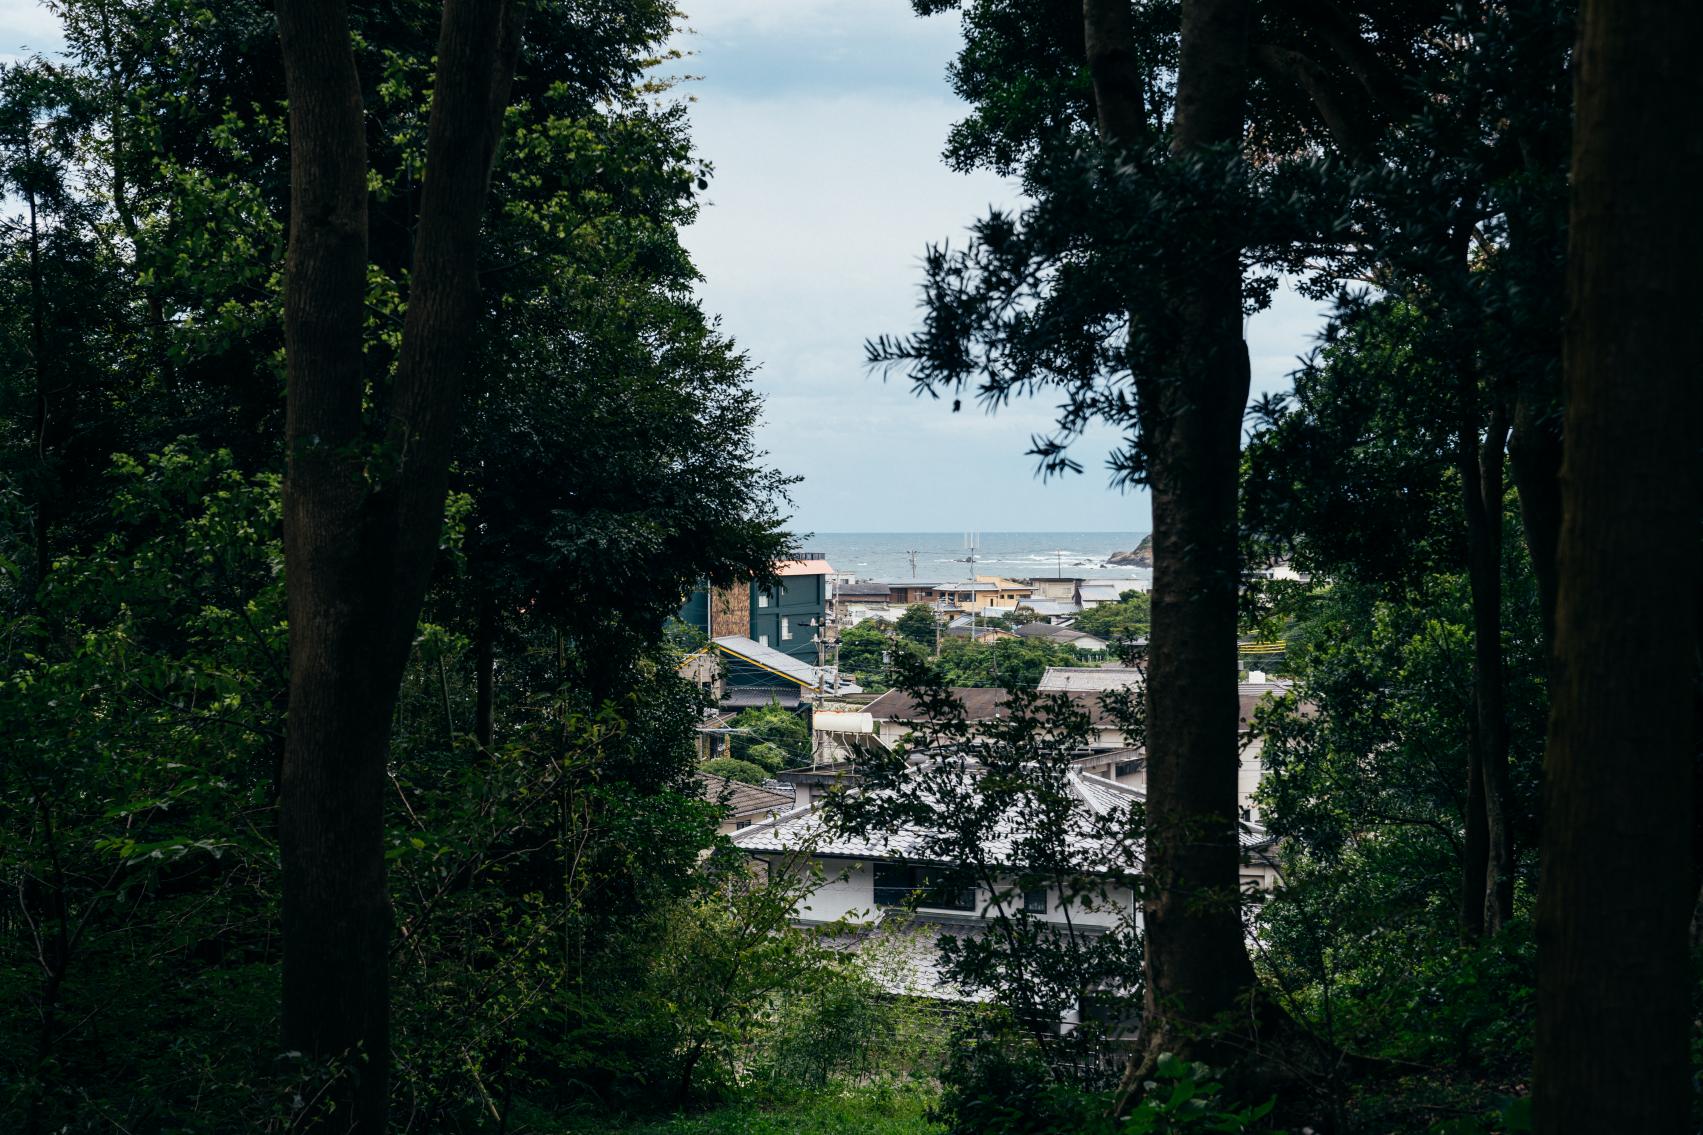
1013, 623, 1105, 644
734, 763, 1273, 860
710, 635, 862, 694
732, 767, 1145, 868
700, 773, 794, 817
863, 687, 1123, 728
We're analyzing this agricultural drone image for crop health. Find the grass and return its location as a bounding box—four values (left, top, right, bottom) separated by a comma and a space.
549, 1087, 942, 1135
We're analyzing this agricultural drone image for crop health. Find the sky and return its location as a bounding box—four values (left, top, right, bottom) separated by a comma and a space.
4, 0, 1329, 534
674, 1, 1328, 534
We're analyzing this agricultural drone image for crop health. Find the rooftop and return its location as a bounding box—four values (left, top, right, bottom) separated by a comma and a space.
776, 558, 835, 576
700, 773, 795, 817
1038, 667, 1144, 693
863, 687, 1123, 728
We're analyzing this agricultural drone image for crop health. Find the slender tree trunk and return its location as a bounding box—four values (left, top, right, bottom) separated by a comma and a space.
25, 179, 51, 591
1088, 0, 1259, 1068
1508, 390, 1562, 649
475, 587, 496, 750
276, 1, 522, 1128
1532, 0, 1702, 1129
1461, 402, 1512, 933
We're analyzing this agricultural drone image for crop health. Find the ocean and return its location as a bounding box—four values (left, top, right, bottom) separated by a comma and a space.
801, 532, 1153, 584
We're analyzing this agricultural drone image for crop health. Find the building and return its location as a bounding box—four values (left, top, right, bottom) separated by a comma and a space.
679, 555, 834, 667
696, 634, 862, 708
1037, 666, 1143, 693
1074, 580, 1126, 608
928, 579, 1036, 613
700, 772, 794, 835
731, 760, 1278, 996
1013, 622, 1110, 653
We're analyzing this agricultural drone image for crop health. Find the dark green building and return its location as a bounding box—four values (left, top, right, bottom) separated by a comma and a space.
678, 555, 833, 667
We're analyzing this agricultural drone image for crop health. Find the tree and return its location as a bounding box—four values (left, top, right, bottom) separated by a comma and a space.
1072, 589, 1151, 644
896, 602, 939, 653
1532, 0, 1702, 1128
275, 0, 524, 1125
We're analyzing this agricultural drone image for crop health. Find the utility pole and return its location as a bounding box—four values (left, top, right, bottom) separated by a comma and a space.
905, 549, 918, 578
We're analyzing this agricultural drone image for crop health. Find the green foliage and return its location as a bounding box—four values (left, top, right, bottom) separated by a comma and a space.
728, 701, 811, 770
932, 635, 1081, 688
1071, 590, 1151, 644
839, 619, 897, 687
703, 756, 771, 785
896, 603, 940, 651
828, 649, 1145, 1092
549, 1088, 942, 1134
936, 1020, 1280, 1135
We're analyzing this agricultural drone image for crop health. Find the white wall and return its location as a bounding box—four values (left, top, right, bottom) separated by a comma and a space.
775, 855, 1140, 930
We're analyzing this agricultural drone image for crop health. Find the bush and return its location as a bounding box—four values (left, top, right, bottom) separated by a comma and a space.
704, 756, 772, 785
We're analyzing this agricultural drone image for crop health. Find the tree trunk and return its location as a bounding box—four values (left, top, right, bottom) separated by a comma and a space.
276, 0, 522, 1128
1093, 0, 1259, 1067
475, 587, 496, 750
1531, 0, 1702, 1129
25, 179, 51, 592
1460, 401, 1512, 934
1508, 385, 1563, 650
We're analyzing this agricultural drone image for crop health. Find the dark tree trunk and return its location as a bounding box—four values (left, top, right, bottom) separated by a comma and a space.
1460, 401, 1512, 934
1509, 386, 1563, 649
1531, 0, 1702, 1129
276, 0, 522, 1128
25, 180, 51, 592
1088, 0, 1260, 1066
475, 588, 496, 751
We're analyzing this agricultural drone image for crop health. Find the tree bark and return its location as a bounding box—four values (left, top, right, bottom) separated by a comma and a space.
475, 587, 496, 751
1460, 400, 1512, 934
1531, 0, 1702, 1129
1507, 394, 1562, 648
276, 0, 522, 1128
1089, 0, 1260, 1071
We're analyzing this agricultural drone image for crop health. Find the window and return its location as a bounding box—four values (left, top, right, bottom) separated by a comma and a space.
735, 820, 751, 830
874, 863, 975, 911
780, 616, 792, 641
1023, 887, 1048, 914
1114, 759, 1142, 779
757, 588, 770, 608
758, 633, 769, 647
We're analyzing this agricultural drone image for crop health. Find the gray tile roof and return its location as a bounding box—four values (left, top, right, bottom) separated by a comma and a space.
732, 765, 1273, 862
700, 773, 794, 818
710, 635, 862, 694
731, 766, 1145, 868
862, 687, 1123, 728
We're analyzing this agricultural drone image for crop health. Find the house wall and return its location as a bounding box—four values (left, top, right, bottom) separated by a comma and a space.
775, 854, 1138, 930
751, 573, 826, 663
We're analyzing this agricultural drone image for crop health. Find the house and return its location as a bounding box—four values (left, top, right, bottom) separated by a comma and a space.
1014, 598, 1082, 618
731, 760, 1279, 997
944, 615, 1017, 643
832, 581, 893, 616
1074, 580, 1126, 608
1012, 622, 1110, 652
700, 772, 794, 835
1037, 666, 1143, 693
696, 634, 862, 708
852, 686, 1138, 753
1022, 577, 1085, 602
678, 555, 834, 668
927, 578, 1036, 613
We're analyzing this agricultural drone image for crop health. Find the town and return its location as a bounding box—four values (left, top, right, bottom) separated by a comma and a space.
1, 1, 1690, 1133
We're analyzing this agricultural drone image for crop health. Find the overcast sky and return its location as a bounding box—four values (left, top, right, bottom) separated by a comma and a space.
674, 1, 1326, 534
5, 1, 1329, 534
